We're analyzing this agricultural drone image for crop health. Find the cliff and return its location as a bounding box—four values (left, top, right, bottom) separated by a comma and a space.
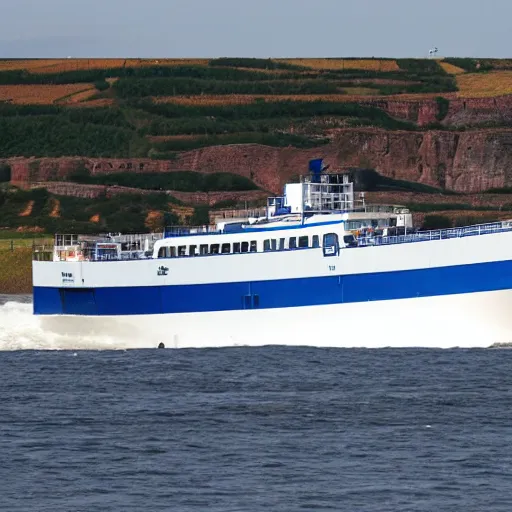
27, 181, 267, 206
9, 127, 512, 194
344, 95, 512, 127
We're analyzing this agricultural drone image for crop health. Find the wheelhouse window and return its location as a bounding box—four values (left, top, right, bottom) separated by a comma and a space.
189, 245, 197, 256
312, 235, 320, 248
298, 236, 309, 248
233, 242, 241, 253
200, 244, 208, 255
158, 247, 167, 258
270, 239, 277, 251
241, 242, 249, 253
263, 240, 271, 252
279, 238, 286, 250
250, 241, 257, 253
210, 244, 220, 254
221, 243, 231, 254
178, 246, 186, 257
289, 237, 297, 249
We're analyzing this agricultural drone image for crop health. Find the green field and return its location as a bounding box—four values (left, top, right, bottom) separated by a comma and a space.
0, 248, 33, 294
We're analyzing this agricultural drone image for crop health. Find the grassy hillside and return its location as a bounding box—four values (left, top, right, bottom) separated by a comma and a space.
1, 57, 512, 235
0, 57, 511, 159
0, 184, 221, 234
0, 247, 32, 294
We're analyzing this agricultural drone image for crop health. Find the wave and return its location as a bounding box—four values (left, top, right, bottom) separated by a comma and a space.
1, 293, 505, 351
0, 298, 131, 351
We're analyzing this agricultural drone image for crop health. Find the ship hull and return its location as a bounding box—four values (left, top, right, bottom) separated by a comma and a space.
38, 289, 512, 350
33, 230, 512, 349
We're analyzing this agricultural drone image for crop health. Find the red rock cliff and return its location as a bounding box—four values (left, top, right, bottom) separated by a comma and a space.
8, 127, 512, 194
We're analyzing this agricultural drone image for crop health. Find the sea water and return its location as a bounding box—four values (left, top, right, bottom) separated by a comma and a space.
1, 295, 512, 511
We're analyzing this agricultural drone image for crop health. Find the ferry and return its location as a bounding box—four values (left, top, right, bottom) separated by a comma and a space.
32, 159, 512, 349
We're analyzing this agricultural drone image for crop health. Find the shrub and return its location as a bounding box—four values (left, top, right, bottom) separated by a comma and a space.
0, 163, 11, 183
484, 187, 512, 194
209, 58, 306, 71
436, 97, 450, 121
151, 132, 329, 151
69, 170, 259, 192
188, 206, 210, 225
421, 214, 452, 230
114, 77, 342, 97
94, 80, 110, 91
453, 215, 501, 227
67, 166, 92, 182
0, 116, 134, 158
443, 58, 493, 72
346, 168, 447, 193
396, 59, 447, 74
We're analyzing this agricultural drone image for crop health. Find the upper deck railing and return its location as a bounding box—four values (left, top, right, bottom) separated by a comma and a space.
164, 226, 220, 238
212, 208, 267, 220
33, 220, 512, 261
356, 221, 512, 247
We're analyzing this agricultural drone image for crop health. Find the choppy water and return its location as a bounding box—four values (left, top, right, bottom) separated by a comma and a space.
2, 296, 512, 511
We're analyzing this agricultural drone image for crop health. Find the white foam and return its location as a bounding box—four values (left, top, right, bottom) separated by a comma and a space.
2, 289, 511, 351
0, 299, 126, 351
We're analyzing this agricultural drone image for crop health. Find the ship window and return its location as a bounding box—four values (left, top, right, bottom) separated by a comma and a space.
323, 233, 338, 247
241, 241, 249, 253
271, 239, 277, 251
250, 241, 257, 253
189, 245, 197, 256
221, 243, 231, 254
298, 236, 309, 248
233, 242, 241, 253
312, 235, 320, 248
279, 238, 286, 250
210, 244, 220, 254
170, 247, 176, 258
178, 246, 186, 257
289, 237, 297, 249
263, 240, 271, 252
200, 244, 208, 255
343, 235, 356, 247
158, 247, 166, 258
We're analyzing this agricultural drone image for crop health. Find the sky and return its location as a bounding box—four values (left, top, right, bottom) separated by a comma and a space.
1, 0, 510, 59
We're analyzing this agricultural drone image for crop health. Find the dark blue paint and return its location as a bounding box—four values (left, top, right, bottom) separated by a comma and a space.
33, 259, 512, 316
33, 287, 63, 315
95, 287, 162, 315
60, 289, 97, 315
160, 281, 250, 313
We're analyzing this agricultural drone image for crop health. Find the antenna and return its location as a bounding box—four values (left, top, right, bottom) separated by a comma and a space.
428, 47, 439, 58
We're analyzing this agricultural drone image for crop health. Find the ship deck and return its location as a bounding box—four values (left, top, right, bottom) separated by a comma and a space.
33, 220, 512, 262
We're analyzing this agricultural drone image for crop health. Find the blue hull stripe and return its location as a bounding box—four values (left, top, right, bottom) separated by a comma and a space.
33, 259, 512, 316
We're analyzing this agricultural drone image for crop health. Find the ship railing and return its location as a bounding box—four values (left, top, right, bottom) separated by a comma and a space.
212, 208, 268, 220
32, 245, 54, 261
34, 232, 164, 261
357, 220, 512, 247
363, 204, 410, 214
164, 226, 221, 238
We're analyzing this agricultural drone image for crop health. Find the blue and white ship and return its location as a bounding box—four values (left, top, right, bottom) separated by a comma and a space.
32, 159, 512, 349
